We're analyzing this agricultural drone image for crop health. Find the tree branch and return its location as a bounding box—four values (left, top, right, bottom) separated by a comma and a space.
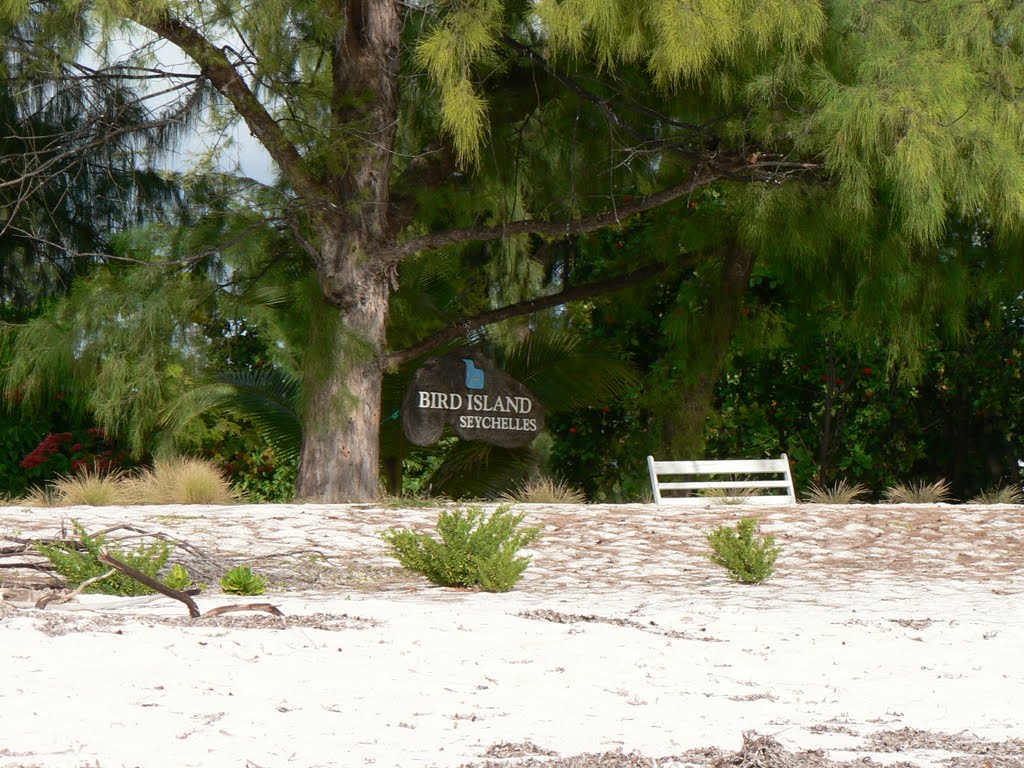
500, 35, 707, 141
384, 261, 672, 367
379, 165, 724, 270
134, 9, 328, 209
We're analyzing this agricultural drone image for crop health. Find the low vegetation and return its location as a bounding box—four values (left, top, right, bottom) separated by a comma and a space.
804, 480, 869, 504
382, 504, 541, 592
35, 520, 173, 596
705, 517, 781, 584
219, 565, 268, 595
164, 563, 195, 591
16, 457, 238, 506
35, 521, 268, 597
501, 476, 587, 504
50, 468, 128, 506
700, 487, 758, 505
884, 479, 954, 504
122, 457, 239, 505
969, 485, 1024, 504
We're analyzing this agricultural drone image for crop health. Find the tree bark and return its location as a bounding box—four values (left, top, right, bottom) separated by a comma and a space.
296, 272, 390, 502
293, 0, 400, 501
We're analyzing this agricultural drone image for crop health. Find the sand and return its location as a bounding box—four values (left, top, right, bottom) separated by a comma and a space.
1, 502, 1022, 767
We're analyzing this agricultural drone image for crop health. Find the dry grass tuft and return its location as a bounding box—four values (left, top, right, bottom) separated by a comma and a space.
804, 479, 868, 504
969, 485, 1024, 504
884, 479, 954, 504
123, 457, 238, 505
502, 476, 587, 504
700, 486, 758, 505
51, 468, 129, 506
377, 492, 450, 508
19, 484, 64, 507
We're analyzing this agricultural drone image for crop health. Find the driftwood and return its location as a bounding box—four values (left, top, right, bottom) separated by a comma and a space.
97, 551, 285, 620
200, 603, 285, 618
35, 568, 117, 609
4, 523, 289, 619
98, 551, 202, 617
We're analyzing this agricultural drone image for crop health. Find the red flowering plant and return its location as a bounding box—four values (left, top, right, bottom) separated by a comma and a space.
19, 427, 133, 482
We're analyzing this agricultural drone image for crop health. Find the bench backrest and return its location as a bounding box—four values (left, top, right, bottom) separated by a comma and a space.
647, 455, 796, 505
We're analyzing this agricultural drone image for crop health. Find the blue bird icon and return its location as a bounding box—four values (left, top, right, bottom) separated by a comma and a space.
462, 358, 485, 390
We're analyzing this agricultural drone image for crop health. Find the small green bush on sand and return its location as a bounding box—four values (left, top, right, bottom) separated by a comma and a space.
382, 504, 541, 592
705, 516, 781, 584
219, 565, 267, 595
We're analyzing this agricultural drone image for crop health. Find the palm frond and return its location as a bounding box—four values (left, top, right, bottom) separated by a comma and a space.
503, 330, 640, 414
424, 441, 538, 499
162, 368, 302, 460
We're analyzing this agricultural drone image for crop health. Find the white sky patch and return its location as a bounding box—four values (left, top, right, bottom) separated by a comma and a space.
96, 26, 276, 185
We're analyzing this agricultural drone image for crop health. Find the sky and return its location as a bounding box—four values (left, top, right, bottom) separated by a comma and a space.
103, 29, 277, 185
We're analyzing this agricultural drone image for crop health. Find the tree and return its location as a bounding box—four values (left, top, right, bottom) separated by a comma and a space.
4, 0, 1024, 500
0, 20, 187, 496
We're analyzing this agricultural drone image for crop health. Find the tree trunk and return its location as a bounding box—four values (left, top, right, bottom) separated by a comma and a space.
293, 0, 400, 501
295, 274, 390, 502
663, 244, 755, 458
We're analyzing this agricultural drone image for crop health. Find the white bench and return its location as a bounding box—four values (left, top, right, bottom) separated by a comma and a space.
647, 455, 796, 505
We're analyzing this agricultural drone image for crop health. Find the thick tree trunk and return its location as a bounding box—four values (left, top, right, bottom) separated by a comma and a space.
292, 0, 400, 501
663, 244, 755, 458
296, 274, 390, 502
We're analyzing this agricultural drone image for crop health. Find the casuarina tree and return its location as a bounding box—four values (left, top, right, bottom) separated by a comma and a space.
3, 0, 1024, 500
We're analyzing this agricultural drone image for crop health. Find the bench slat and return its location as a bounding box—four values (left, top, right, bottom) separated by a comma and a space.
656, 495, 790, 506
658, 480, 793, 490
649, 459, 788, 474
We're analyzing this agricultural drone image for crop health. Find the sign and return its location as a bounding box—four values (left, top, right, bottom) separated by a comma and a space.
401, 351, 545, 448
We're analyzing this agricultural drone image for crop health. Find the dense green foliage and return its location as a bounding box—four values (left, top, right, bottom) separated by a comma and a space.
705, 517, 781, 584
382, 505, 541, 592
35, 521, 172, 596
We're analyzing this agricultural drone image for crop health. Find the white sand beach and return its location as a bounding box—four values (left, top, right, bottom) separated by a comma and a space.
1, 502, 1022, 767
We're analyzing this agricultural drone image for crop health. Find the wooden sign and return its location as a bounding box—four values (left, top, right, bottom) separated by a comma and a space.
401, 351, 544, 448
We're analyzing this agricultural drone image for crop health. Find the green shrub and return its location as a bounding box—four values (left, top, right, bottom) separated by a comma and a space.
704, 517, 781, 584
220, 565, 267, 595
164, 563, 194, 591
381, 504, 541, 592
35, 520, 172, 596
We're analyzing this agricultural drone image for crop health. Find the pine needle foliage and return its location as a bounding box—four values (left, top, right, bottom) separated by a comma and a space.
35, 520, 172, 596
7, 0, 1024, 505
381, 504, 541, 592
1, 263, 217, 454
705, 516, 781, 584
